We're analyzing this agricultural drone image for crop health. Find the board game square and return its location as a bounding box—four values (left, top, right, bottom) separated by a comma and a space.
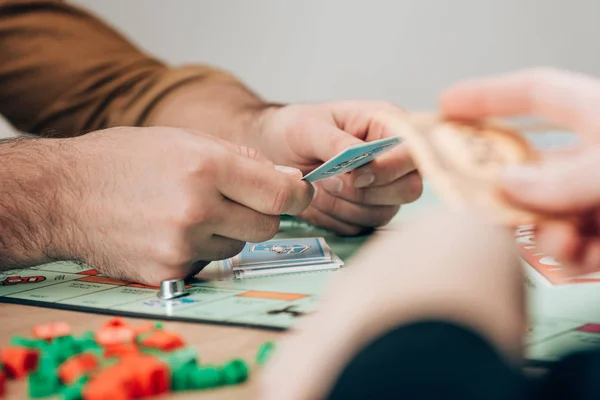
577, 323, 600, 334
77, 276, 128, 286
236, 291, 308, 301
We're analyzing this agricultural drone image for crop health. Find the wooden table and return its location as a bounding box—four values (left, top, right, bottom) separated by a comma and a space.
0, 303, 283, 399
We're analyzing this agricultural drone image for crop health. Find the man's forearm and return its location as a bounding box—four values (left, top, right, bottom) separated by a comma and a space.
142, 78, 280, 149
0, 138, 74, 269
0, 0, 256, 138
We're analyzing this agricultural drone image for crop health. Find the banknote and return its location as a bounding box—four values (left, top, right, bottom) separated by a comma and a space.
385, 111, 542, 225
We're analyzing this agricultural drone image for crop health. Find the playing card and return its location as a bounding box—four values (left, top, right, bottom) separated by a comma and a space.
302, 136, 402, 183
233, 261, 341, 279
230, 237, 332, 267
235, 256, 340, 270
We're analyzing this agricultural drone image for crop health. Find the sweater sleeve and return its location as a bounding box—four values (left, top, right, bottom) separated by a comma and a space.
0, 0, 238, 137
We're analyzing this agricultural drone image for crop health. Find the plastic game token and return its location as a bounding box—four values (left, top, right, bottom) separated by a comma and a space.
157, 279, 188, 300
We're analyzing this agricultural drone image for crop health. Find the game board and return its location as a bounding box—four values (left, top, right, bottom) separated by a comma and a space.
1, 132, 599, 365
1, 182, 598, 365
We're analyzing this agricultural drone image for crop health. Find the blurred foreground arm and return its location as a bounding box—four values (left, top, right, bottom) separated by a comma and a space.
261, 209, 525, 400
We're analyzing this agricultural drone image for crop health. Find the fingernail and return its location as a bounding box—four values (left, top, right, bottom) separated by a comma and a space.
275, 165, 302, 177
353, 172, 375, 188
502, 164, 540, 186
321, 177, 344, 194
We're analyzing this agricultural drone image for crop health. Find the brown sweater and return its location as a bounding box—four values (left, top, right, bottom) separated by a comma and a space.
0, 0, 236, 137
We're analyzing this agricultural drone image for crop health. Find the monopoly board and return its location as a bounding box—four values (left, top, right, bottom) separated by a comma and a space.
1, 179, 600, 365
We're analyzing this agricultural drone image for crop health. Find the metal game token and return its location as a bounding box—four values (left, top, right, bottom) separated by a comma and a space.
157, 278, 188, 300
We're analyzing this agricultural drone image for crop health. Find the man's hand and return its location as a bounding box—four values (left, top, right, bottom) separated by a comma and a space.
441, 67, 600, 273
142, 77, 420, 235
253, 101, 422, 235
0, 127, 313, 284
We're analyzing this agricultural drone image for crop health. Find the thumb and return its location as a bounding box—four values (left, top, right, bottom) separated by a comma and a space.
500, 148, 600, 214
229, 142, 305, 178
312, 125, 364, 162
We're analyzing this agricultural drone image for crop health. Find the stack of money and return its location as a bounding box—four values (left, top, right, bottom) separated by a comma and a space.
385, 112, 543, 226
224, 237, 343, 279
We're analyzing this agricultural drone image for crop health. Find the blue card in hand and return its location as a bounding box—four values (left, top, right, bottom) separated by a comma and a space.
302, 136, 402, 183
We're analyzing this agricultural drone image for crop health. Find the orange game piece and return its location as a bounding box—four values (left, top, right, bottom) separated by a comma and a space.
58, 353, 99, 384
83, 364, 134, 400
1, 347, 39, 379
83, 378, 132, 400
104, 343, 139, 358
32, 322, 71, 341
121, 355, 170, 397
95, 326, 135, 347
132, 322, 154, 336
140, 331, 184, 351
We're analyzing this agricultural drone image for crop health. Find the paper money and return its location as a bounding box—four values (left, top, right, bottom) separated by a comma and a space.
386, 112, 542, 225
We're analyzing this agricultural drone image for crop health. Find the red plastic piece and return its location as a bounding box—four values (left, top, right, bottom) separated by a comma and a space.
102, 318, 129, 329
132, 322, 154, 336
121, 355, 170, 397
59, 353, 99, 384
577, 323, 600, 334
140, 331, 184, 351
1, 346, 39, 379
0, 370, 5, 396
95, 326, 134, 347
32, 321, 71, 341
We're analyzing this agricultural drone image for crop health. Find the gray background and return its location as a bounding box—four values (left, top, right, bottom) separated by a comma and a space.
73, 0, 600, 109
2, 0, 598, 137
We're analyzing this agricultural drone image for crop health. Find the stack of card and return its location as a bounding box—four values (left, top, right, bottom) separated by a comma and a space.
226, 237, 343, 279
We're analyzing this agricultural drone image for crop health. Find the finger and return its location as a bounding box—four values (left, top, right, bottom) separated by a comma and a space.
304, 123, 365, 163
188, 233, 246, 266
536, 221, 581, 265
311, 187, 399, 227
134, 236, 245, 286
320, 171, 423, 206
218, 154, 314, 216
328, 100, 406, 138
440, 67, 600, 135
349, 143, 417, 188
194, 235, 246, 262
298, 206, 365, 236
581, 239, 600, 273
143, 260, 211, 285
212, 199, 280, 243
500, 148, 600, 214
296, 102, 407, 168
